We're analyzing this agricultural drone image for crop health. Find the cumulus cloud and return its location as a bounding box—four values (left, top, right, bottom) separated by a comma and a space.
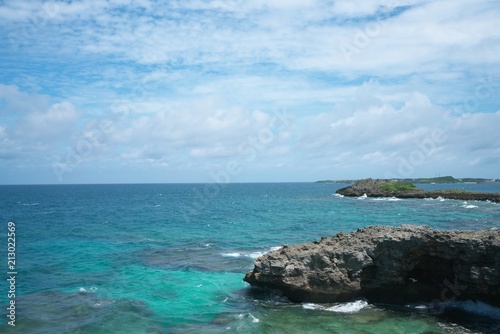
0, 85, 79, 160
108, 98, 294, 167
296, 87, 499, 178
15, 102, 79, 140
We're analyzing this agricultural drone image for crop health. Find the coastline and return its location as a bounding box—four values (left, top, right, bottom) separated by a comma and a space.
317, 176, 500, 184
336, 179, 500, 203
244, 225, 500, 306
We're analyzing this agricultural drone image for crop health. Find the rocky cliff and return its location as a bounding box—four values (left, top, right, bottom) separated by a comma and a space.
336, 179, 500, 203
244, 225, 500, 306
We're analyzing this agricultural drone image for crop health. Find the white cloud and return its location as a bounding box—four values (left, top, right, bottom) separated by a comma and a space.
107, 97, 293, 166
15, 102, 79, 140
0, 0, 499, 183
296, 89, 499, 178
0, 85, 80, 161
0, 84, 50, 114
318, 92, 441, 148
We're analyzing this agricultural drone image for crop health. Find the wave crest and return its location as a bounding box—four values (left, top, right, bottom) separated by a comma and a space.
303, 300, 369, 314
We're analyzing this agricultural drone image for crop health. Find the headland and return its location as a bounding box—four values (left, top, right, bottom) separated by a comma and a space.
335, 178, 500, 203
244, 225, 500, 306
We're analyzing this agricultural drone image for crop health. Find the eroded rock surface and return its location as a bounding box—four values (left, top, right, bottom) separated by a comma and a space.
244, 225, 500, 305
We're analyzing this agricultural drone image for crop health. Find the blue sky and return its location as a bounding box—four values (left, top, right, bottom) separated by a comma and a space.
0, 0, 499, 184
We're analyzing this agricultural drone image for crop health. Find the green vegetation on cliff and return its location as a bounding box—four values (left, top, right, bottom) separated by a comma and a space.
416, 176, 457, 183
380, 180, 417, 192
340, 179, 420, 195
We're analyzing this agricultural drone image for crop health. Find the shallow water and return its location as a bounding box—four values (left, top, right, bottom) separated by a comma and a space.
0, 183, 499, 333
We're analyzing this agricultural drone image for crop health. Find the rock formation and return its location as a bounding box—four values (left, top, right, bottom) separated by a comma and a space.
244, 225, 500, 306
336, 179, 500, 203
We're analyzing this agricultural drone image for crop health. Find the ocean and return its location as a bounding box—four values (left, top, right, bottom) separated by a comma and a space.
0, 182, 499, 333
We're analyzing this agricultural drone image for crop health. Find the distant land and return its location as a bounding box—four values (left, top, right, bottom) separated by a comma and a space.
335, 178, 500, 203
315, 176, 499, 184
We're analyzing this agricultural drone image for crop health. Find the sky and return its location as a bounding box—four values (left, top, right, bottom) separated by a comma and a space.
0, 0, 499, 184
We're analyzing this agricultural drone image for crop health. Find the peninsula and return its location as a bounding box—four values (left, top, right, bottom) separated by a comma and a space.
336, 178, 500, 203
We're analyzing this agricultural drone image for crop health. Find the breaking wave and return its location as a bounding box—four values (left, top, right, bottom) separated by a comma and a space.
221, 246, 282, 259
303, 300, 370, 314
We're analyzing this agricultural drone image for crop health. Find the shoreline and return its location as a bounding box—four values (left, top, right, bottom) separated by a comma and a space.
336, 179, 500, 203
244, 225, 500, 307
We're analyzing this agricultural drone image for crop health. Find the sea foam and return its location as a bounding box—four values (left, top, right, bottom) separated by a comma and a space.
78, 287, 98, 293
221, 246, 282, 259
372, 197, 402, 202
303, 300, 369, 314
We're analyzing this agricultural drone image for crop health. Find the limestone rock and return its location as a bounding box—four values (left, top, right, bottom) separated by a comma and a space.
244, 225, 500, 306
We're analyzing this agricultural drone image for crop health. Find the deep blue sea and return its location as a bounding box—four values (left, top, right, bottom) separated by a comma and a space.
0, 183, 499, 333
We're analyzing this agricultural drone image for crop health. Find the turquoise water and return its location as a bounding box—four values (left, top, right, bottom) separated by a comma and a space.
0, 183, 499, 333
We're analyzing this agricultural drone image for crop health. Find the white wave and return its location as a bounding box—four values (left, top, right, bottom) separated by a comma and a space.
422, 196, 447, 201
221, 246, 282, 259
79, 287, 97, 293
334, 193, 344, 198
462, 204, 478, 209
327, 300, 369, 313
248, 251, 266, 258
372, 197, 402, 202
302, 303, 322, 310
221, 252, 241, 258
303, 300, 369, 314
249, 246, 282, 259
235, 313, 259, 323
357, 194, 368, 200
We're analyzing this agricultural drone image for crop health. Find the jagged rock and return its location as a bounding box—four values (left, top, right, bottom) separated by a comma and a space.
336, 178, 500, 203
244, 225, 500, 306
